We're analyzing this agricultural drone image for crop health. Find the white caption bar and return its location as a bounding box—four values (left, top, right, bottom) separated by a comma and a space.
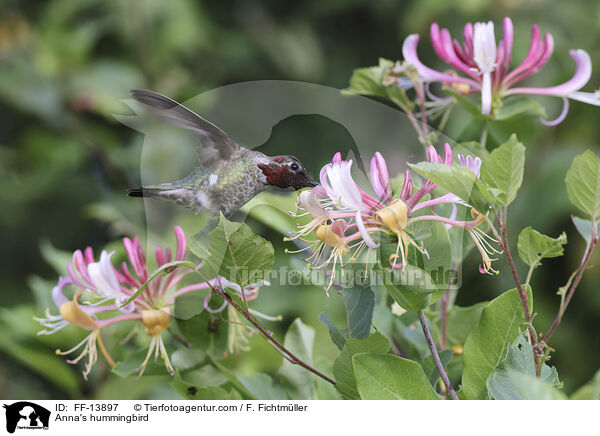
0, 400, 595, 436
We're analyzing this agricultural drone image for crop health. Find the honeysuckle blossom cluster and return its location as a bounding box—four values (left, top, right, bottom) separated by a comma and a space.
35, 226, 270, 379
287, 145, 501, 290
401, 17, 599, 124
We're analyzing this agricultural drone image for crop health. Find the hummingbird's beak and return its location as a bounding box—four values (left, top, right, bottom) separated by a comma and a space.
306, 177, 319, 187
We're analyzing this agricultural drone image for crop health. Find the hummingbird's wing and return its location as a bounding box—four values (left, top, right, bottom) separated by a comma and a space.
131, 89, 244, 168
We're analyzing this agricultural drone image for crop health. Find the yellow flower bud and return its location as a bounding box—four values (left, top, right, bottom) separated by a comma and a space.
443, 70, 471, 95
451, 345, 464, 355
59, 290, 98, 330
316, 225, 350, 255
374, 199, 408, 234
142, 308, 171, 336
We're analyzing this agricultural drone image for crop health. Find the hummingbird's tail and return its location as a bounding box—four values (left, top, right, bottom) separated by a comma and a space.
127, 187, 145, 197
126, 183, 206, 213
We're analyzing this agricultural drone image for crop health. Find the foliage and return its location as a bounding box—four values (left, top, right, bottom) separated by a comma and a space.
2, 0, 600, 401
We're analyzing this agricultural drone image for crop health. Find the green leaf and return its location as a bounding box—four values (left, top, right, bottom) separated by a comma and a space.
409, 161, 491, 212
565, 150, 600, 220
417, 220, 453, 301
488, 371, 566, 400
318, 312, 347, 350
421, 349, 453, 386
112, 348, 172, 377
238, 373, 288, 400
39, 239, 72, 275
188, 234, 210, 259
494, 98, 546, 121
392, 312, 429, 361
352, 353, 441, 400
279, 319, 316, 400
480, 134, 525, 206
200, 213, 274, 288
243, 191, 300, 235
377, 265, 436, 311
385, 83, 412, 109
0, 335, 80, 396
313, 356, 339, 400
443, 87, 487, 120
343, 58, 393, 99
181, 364, 229, 387
441, 92, 545, 123
454, 141, 489, 160
188, 218, 218, 259
571, 216, 600, 243
28, 275, 58, 309
517, 227, 567, 268
206, 357, 259, 400
461, 287, 533, 400
171, 348, 207, 371
571, 369, 600, 400
341, 287, 375, 340
171, 372, 242, 400
487, 334, 561, 400
442, 302, 487, 347
333, 333, 390, 399
319, 287, 375, 350
175, 294, 229, 360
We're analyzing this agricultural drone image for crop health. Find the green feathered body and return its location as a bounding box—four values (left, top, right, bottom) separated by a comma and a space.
133, 151, 269, 217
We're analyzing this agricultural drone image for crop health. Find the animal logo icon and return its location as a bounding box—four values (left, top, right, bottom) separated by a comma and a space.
3, 402, 50, 434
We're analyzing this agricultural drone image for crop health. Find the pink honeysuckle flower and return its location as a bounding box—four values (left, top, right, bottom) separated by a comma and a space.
317, 153, 381, 248
371, 152, 394, 204
285, 153, 386, 290
68, 248, 134, 312
458, 154, 482, 175
402, 17, 599, 124
34, 277, 122, 380
288, 146, 501, 281
412, 151, 482, 227
35, 277, 124, 337
35, 226, 219, 378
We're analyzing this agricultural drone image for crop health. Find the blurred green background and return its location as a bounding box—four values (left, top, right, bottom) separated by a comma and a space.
1, 0, 599, 399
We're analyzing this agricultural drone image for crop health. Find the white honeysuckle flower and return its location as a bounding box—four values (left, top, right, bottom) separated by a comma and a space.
473, 21, 497, 114
87, 251, 124, 302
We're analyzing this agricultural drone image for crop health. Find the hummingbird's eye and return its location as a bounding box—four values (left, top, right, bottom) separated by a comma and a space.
290, 162, 300, 171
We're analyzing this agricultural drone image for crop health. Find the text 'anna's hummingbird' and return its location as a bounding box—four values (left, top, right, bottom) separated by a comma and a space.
127, 90, 318, 218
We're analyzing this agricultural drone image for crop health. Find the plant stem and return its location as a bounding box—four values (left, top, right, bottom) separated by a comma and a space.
418, 310, 458, 400
543, 236, 598, 343
480, 125, 488, 148
405, 108, 425, 140
390, 91, 425, 140
438, 104, 453, 133
225, 289, 336, 385
440, 291, 449, 350
497, 210, 536, 344
414, 82, 429, 137
440, 266, 456, 350
496, 209, 541, 373
198, 273, 336, 385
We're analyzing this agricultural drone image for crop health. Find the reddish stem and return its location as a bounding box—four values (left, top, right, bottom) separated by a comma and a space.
543, 236, 598, 342
497, 211, 540, 372
419, 310, 458, 400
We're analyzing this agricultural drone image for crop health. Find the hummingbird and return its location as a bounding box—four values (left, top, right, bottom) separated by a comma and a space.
127, 90, 318, 218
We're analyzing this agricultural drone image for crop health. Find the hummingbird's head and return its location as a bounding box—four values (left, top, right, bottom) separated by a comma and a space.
258, 156, 318, 190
